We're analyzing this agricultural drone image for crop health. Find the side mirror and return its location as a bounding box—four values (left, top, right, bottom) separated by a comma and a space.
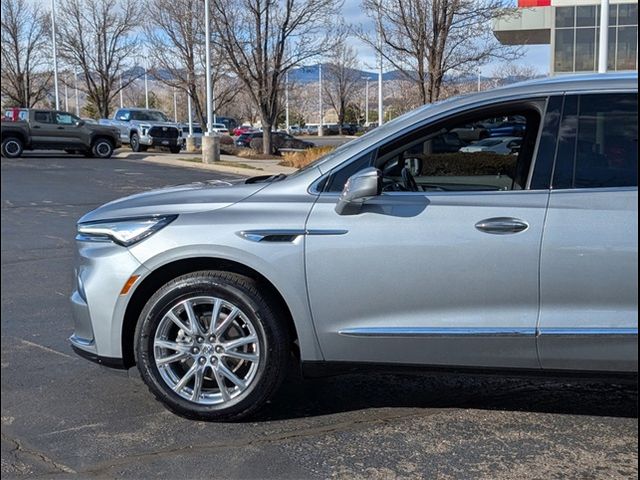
335, 167, 382, 215
76, 120, 85, 127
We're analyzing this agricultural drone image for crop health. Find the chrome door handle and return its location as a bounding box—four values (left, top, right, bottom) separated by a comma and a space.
475, 217, 529, 235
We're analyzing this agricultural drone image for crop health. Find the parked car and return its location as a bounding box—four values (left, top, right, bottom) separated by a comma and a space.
232, 126, 257, 137
486, 121, 527, 138
70, 73, 638, 421
286, 125, 302, 135
180, 124, 204, 148
1, 109, 121, 158
99, 108, 182, 153
450, 123, 490, 142
460, 136, 522, 155
235, 131, 314, 151
210, 123, 229, 135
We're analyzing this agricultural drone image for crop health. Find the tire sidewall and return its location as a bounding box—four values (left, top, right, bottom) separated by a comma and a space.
135, 273, 282, 419
130, 133, 140, 152
2, 137, 23, 158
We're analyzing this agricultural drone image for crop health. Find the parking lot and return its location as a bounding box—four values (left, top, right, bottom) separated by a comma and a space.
1, 154, 637, 479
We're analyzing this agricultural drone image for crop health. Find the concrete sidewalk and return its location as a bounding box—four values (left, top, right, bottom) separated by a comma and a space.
114, 150, 298, 176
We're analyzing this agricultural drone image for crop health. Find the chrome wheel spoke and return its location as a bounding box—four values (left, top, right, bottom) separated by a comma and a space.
166, 310, 193, 336
207, 299, 222, 335
173, 362, 198, 393
191, 368, 204, 401
213, 366, 231, 401
214, 307, 239, 337
183, 300, 206, 336
223, 350, 259, 363
156, 351, 188, 365
223, 335, 257, 351
154, 339, 190, 353
218, 362, 246, 390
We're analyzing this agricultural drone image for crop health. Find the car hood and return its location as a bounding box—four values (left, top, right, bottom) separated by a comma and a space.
78, 179, 268, 223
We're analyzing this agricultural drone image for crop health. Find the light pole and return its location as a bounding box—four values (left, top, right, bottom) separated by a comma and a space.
173, 87, 178, 122
598, 0, 609, 72
377, 31, 384, 126
361, 76, 370, 125
477, 71, 481, 92
202, 0, 219, 162
318, 63, 323, 136
50, 0, 60, 110
285, 70, 290, 132
144, 67, 149, 109
74, 68, 80, 116
64, 81, 68, 111
119, 74, 124, 108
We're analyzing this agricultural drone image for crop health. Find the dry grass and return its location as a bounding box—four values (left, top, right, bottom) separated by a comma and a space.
279, 146, 335, 168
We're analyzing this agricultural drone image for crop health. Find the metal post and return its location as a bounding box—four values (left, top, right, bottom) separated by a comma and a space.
598, 0, 609, 73
144, 68, 149, 109
318, 63, 323, 136
51, 0, 60, 110
187, 92, 193, 136
202, 0, 219, 162
362, 77, 369, 125
285, 70, 290, 132
377, 35, 383, 126
74, 68, 80, 116
119, 75, 123, 108
64, 82, 68, 111
173, 87, 178, 122
477, 71, 481, 92
205, 0, 213, 135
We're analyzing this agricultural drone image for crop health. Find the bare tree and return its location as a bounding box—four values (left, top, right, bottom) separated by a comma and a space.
360, 0, 521, 104
323, 38, 361, 134
210, 0, 342, 154
491, 62, 539, 86
145, 0, 239, 126
55, 0, 145, 118
1, 0, 52, 107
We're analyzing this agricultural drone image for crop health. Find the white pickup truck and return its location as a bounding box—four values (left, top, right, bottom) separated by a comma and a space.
99, 108, 182, 153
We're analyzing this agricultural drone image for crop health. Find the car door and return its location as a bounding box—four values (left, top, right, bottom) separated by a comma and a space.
30, 111, 59, 148
305, 98, 553, 369
538, 92, 638, 372
53, 111, 86, 148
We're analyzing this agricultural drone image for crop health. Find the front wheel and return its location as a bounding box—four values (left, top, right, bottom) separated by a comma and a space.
130, 133, 147, 152
169, 145, 181, 154
92, 138, 114, 158
1, 136, 23, 158
135, 271, 290, 421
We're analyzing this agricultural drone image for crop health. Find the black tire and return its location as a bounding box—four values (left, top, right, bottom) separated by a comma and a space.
1, 136, 23, 158
169, 145, 181, 154
130, 132, 145, 152
135, 271, 289, 421
91, 138, 114, 158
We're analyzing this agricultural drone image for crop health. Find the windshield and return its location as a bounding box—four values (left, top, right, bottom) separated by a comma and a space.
132, 110, 169, 122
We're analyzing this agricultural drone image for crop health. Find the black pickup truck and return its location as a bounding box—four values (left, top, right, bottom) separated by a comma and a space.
1, 109, 121, 158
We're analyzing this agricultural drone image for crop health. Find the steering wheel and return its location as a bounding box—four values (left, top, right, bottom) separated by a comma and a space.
401, 167, 419, 192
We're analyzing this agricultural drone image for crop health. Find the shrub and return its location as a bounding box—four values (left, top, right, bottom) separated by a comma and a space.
279, 146, 335, 169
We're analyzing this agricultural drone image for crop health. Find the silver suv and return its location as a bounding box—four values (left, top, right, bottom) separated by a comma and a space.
70, 73, 638, 421
100, 108, 182, 153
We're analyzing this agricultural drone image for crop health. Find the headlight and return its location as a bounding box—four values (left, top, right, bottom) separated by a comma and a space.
76, 215, 177, 246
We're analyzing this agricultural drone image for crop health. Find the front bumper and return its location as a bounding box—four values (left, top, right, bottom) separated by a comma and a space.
140, 135, 181, 147
69, 239, 148, 363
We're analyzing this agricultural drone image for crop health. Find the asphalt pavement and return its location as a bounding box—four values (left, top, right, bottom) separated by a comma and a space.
1, 153, 637, 479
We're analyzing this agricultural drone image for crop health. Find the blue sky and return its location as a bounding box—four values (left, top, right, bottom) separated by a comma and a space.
341, 1, 551, 76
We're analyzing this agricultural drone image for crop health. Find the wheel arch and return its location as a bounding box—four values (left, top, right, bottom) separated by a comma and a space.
121, 256, 300, 368
2, 130, 26, 145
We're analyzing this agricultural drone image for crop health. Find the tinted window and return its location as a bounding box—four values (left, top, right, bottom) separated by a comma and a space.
115, 110, 130, 121
553, 93, 638, 189
34, 111, 52, 123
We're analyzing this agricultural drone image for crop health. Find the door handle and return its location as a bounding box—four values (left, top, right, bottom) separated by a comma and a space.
475, 217, 529, 235
57, 126, 64, 130
33, 125, 40, 129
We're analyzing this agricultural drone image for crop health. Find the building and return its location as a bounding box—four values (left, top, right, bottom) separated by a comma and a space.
493, 0, 638, 74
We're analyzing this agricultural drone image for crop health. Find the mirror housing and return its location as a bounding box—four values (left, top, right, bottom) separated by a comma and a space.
335, 167, 382, 215
75, 119, 85, 127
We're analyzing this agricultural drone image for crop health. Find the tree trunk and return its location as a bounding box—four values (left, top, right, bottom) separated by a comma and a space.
261, 119, 272, 154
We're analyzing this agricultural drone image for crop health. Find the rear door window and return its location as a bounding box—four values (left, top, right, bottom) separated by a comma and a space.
33, 111, 52, 123
553, 93, 638, 189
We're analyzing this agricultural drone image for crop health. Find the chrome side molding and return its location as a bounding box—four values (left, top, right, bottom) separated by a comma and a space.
538, 328, 638, 336
338, 327, 537, 337
238, 229, 348, 243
